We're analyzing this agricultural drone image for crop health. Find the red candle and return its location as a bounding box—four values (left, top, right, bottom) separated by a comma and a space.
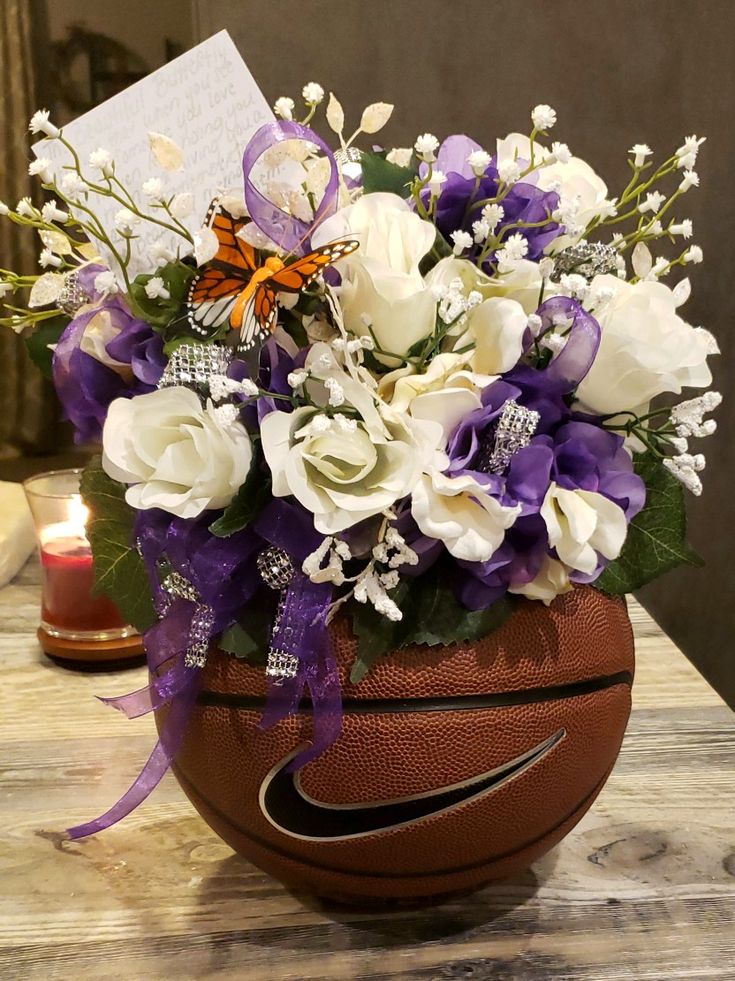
40, 536, 125, 635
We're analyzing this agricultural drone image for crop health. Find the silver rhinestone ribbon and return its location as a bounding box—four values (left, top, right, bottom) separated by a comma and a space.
257, 546, 299, 682
160, 571, 214, 669
551, 242, 619, 282
476, 400, 540, 474
157, 343, 233, 400
57, 271, 90, 315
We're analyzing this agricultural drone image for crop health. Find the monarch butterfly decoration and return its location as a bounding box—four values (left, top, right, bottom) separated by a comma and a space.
183, 200, 359, 351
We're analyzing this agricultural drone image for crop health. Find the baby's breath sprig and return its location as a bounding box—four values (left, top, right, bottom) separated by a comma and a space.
54, 133, 195, 246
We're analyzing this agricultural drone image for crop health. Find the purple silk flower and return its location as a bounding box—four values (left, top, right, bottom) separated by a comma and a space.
424, 134, 562, 263
453, 419, 646, 609
53, 292, 166, 443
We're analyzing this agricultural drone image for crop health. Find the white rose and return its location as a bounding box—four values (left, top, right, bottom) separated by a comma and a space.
478, 259, 551, 313
261, 405, 442, 535
424, 256, 486, 295
509, 556, 572, 605
412, 470, 521, 562
379, 352, 492, 446
496, 133, 610, 249
540, 483, 627, 575
102, 387, 252, 519
312, 193, 437, 364
575, 274, 714, 417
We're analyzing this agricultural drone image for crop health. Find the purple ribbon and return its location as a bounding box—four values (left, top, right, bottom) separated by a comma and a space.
530, 295, 601, 391
254, 502, 343, 769
66, 599, 207, 839
66, 511, 259, 839
243, 120, 340, 255
66, 501, 341, 837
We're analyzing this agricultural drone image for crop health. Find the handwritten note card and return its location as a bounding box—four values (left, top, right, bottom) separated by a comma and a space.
36, 31, 273, 276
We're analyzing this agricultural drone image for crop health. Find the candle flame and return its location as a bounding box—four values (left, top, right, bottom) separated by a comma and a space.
68, 494, 90, 537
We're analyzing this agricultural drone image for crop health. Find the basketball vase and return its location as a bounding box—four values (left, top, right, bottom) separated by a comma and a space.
160, 586, 634, 904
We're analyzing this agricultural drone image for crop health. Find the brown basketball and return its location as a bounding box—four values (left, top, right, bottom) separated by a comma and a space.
160, 585, 634, 903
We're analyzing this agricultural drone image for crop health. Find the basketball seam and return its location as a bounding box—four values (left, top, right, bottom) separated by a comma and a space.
196, 670, 633, 713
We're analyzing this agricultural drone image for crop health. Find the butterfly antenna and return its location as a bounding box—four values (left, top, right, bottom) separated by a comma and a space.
278, 200, 351, 263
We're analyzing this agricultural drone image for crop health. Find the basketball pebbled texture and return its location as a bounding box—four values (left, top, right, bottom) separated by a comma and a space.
161, 586, 635, 903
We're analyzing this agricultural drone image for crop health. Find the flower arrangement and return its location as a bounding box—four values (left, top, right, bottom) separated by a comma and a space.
2, 91, 720, 835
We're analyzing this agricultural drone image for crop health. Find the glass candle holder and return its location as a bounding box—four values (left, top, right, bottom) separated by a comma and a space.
23, 468, 136, 644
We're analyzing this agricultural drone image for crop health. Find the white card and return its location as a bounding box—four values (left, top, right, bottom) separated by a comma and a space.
35, 30, 273, 278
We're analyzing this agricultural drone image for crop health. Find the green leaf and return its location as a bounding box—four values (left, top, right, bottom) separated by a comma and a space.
349, 582, 410, 684
80, 457, 157, 632
595, 453, 704, 595
400, 573, 516, 648
209, 451, 271, 538
24, 316, 68, 379
129, 260, 195, 330
361, 151, 417, 197
218, 600, 275, 664
348, 566, 516, 684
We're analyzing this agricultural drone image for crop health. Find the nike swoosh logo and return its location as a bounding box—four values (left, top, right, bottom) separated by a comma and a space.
259, 728, 565, 842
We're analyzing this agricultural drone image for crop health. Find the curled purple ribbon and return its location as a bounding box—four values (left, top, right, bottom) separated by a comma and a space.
242, 120, 340, 255
530, 295, 601, 391
66, 598, 208, 839
66, 511, 261, 839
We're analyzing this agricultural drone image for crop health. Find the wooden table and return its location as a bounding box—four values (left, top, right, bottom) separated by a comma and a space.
1, 558, 734, 981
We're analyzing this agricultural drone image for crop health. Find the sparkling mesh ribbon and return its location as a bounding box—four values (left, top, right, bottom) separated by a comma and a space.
253, 504, 342, 771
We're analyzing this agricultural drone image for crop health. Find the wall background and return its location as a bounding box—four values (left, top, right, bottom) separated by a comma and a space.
35, 0, 735, 703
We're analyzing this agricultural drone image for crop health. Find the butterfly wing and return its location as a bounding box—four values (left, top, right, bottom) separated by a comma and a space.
184, 267, 244, 337
267, 239, 360, 293
207, 202, 258, 273
238, 284, 278, 351
183, 200, 256, 338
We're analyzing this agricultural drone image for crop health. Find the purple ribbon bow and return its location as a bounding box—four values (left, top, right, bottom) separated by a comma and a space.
529, 295, 601, 391
66, 512, 261, 839
243, 120, 340, 255
66, 501, 342, 837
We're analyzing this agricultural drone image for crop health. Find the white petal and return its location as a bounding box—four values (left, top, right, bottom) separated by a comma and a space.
360, 102, 394, 134
148, 132, 184, 171
326, 93, 345, 134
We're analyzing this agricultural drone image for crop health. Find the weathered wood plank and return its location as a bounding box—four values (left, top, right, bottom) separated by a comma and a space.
0, 562, 733, 981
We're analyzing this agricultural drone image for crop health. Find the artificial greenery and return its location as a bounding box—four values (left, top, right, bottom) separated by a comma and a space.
209, 448, 271, 537
349, 564, 516, 683
218, 599, 276, 664
360, 151, 417, 197
24, 314, 68, 379
595, 453, 704, 594
129, 260, 195, 330
80, 456, 157, 632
